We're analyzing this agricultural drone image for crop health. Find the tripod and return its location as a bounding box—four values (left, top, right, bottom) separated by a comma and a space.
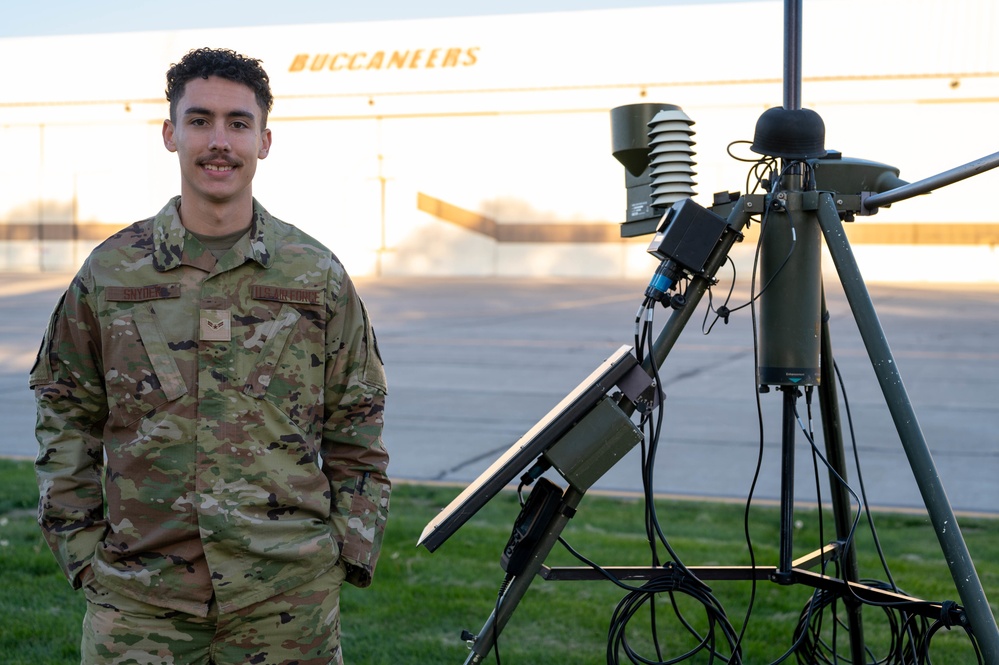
421, 1, 999, 662
449, 185, 997, 665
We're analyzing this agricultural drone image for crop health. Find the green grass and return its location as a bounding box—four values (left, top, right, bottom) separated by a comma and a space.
1, 457, 995, 664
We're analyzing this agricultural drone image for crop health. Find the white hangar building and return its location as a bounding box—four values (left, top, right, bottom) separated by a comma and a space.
1, 0, 997, 281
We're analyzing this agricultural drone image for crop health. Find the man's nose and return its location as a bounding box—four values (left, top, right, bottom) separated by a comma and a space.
208, 126, 231, 151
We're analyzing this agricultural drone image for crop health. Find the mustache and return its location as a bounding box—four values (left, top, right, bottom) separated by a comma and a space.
196, 156, 242, 168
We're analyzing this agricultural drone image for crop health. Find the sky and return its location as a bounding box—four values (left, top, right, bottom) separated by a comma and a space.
0, 0, 739, 38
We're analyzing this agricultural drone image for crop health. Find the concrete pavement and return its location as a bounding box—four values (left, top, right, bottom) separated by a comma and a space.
2, 273, 997, 515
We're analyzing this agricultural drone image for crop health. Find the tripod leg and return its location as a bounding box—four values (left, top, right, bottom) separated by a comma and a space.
463, 486, 585, 664
817, 287, 867, 665
643, 199, 753, 373
777, 387, 798, 583
816, 193, 999, 661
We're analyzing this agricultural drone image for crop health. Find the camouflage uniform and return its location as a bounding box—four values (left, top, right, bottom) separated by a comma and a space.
31, 197, 390, 623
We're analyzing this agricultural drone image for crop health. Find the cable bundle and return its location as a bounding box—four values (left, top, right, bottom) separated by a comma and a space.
791, 582, 924, 664
608, 563, 742, 664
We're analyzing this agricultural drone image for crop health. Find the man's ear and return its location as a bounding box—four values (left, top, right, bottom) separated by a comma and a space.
162, 119, 177, 152
258, 127, 272, 159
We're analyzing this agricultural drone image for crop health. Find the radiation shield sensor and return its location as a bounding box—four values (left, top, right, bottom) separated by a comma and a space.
417, 345, 645, 552
611, 103, 698, 237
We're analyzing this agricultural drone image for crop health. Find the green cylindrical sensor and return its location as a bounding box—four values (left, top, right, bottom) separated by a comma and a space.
758, 191, 822, 387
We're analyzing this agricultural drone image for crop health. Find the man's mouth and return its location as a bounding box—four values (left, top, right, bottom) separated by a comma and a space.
203, 163, 235, 172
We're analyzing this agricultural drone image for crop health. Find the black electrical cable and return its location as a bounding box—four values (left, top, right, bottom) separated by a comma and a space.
485, 479, 539, 665
618, 154, 979, 663
702, 256, 737, 335
555, 528, 742, 664
832, 360, 899, 591
829, 368, 927, 653
549, 287, 744, 664
911, 607, 984, 664
727, 160, 780, 659
490, 579, 506, 665
729, 157, 826, 662
763, 587, 831, 665
610, 154, 966, 663
801, 387, 830, 571
789, 578, 986, 664
723, 161, 803, 319
637, 411, 667, 659
727, 140, 761, 163
725, 142, 777, 200
828, 359, 982, 661
607, 564, 743, 665
640, 303, 719, 634
792, 398, 864, 536
658, 296, 740, 657
642, 310, 696, 660
635, 296, 655, 367
642, 302, 726, 658
784, 308, 981, 662
641, 303, 682, 565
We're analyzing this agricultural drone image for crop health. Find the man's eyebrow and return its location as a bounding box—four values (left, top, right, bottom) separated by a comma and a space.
182, 106, 257, 121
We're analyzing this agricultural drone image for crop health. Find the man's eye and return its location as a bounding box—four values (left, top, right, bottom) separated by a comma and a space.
191, 118, 208, 126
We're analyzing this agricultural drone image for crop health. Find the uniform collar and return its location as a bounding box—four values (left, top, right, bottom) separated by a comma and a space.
152, 196, 276, 272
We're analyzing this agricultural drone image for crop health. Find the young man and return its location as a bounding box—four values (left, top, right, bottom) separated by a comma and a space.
31, 47, 390, 664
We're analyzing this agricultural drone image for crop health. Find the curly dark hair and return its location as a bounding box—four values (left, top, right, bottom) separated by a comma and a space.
165, 47, 273, 125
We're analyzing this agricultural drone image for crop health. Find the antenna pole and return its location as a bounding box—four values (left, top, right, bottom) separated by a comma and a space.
784, 0, 802, 110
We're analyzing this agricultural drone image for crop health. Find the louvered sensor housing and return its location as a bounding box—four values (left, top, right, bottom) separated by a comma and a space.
647, 108, 697, 209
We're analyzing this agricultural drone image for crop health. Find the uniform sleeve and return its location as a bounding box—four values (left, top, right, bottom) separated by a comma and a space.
321, 272, 390, 588
29, 272, 110, 589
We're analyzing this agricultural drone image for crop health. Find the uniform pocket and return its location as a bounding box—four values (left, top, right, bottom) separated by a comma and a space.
242, 303, 325, 435
105, 303, 187, 427
29, 293, 66, 387
358, 304, 387, 394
